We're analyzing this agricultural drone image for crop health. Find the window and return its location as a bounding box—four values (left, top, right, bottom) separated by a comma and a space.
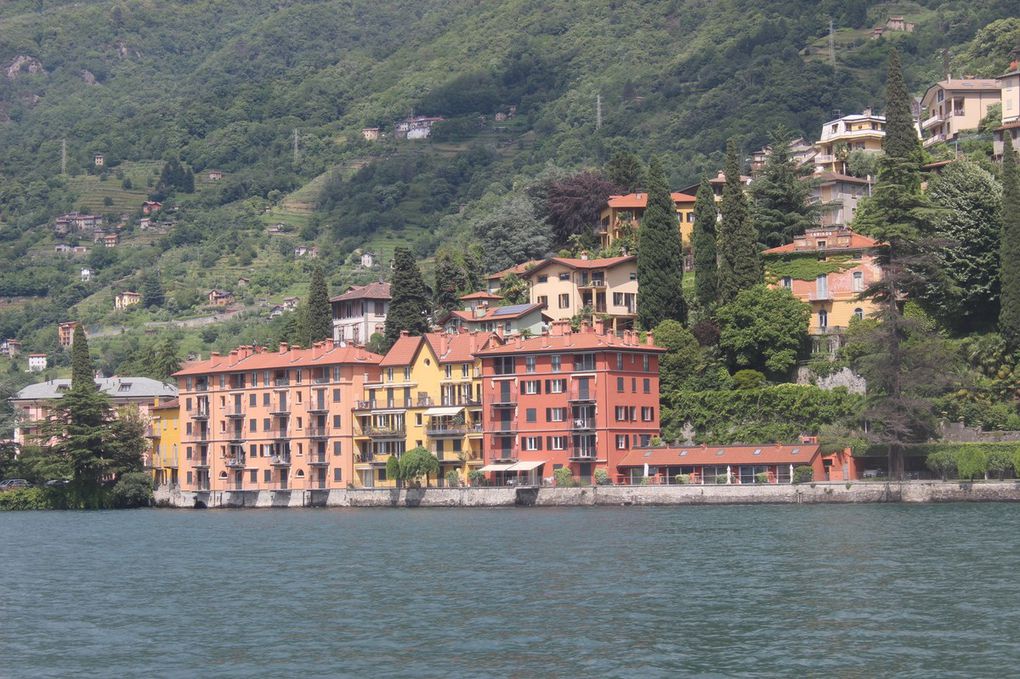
415, 413, 422, 426
264, 470, 271, 483
333, 388, 342, 402
526, 408, 537, 423
333, 415, 342, 428
642, 406, 654, 421
617, 377, 625, 393
334, 468, 343, 482
559, 272, 570, 281
250, 470, 258, 484
782, 276, 792, 289
549, 436, 566, 451
643, 378, 650, 394
547, 379, 566, 394
249, 394, 256, 407
853, 307, 864, 321
551, 355, 561, 372
295, 369, 303, 384
494, 357, 516, 375
616, 353, 623, 370
629, 272, 637, 281
249, 419, 256, 432
632, 377, 637, 392
616, 435, 629, 450
334, 441, 342, 456
524, 436, 540, 451
263, 393, 270, 406
263, 418, 270, 432
558, 294, 570, 309
523, 380, 540, 395
537, 295, 548, 308
615, 406, 628, 421
639, 434, 651, 447
537, 275, 548, 283
525, 356, 536, 373
386, 367, 394, 382
547, 408, 566, 422
853, 271, 864, 292
186, 446, 193, 459
819, 309, 828, 328
444, 364, 452, 379
462, 363, 469, 378
574, 353, 595, 371
642, 355, 650, 372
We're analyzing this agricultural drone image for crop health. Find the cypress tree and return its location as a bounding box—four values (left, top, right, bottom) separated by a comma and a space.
70, 325, 95, 390
636, 158, 686, 329
433, 250, 468, 317
385, 247, 432, 346
717, 140, 761, 301
751, 129, 816, 247
142, 271, 164, 308
999, 139, 1020, 346
606, 151, 645, 193
692, 179, 719, 309
304, 265, 333, 345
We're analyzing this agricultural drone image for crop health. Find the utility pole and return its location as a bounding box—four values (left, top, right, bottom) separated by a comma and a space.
941, 49, 950, 80
596, 93, 602, 131
292, 128, 299, 165
828, 18, 836, 67
61, 138, 67, 176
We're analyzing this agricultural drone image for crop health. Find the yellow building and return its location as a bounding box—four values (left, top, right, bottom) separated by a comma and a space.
597, 192, 697, 249
353, 331, 497, 487
814, 111, 886, 175
921, 78, 1000, 148
523, 256, 639, 331
147, 398, 181, 486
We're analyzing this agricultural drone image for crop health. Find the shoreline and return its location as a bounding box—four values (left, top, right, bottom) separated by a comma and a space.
153, 480, 1020, 509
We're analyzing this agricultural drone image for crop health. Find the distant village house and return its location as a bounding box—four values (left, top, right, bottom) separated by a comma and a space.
115, 291, 142, 310
207, 289, 234, 307
58, 321, 80, 348
27, 354, 47, 372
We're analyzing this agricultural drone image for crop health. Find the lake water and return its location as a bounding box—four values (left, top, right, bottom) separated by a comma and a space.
2, 505, 1019, 678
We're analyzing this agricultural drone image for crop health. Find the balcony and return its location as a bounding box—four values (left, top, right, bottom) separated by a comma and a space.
491, 391, 518, 407
921, 113, 942, 129
570, 418, 596, 431
569, 447, 597, 461
190, 407, 209, 420
808, 291, 832, 302
568, 389, 595, 403
308, 426, 330, 439
490, 449, 518, 463
313, 374, 331, 384
270, 429, 290, 440
307, 451, 329, 465
426, 423, 468, 437
355, 398, 412, 411
225, 455, 246, 469
364, 425, 406, 438
192, 456, 210, 468
307, 401, 329, 413
270, 455, 291, 467
923, 133, 947, 148
187, 431, 209, 442
577, 278, 607, 289
228, 430, 245, 443
490, 420, 517, 434
269, 403, 290, 415
224, 406, 245, 419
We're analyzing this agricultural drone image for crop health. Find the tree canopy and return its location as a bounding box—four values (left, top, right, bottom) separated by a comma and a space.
636, 158, 686, 328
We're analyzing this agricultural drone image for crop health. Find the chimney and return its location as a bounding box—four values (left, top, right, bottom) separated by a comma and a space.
400, 330, 410, 338
210, 352, 220, 358
550, 319, 571, 336
645, 330, 655, 347
279, 342, 288, 354
439, 332, 449, 358
579, 250, 589, 261
593, 318, 608, 335
862, 107, 871, 116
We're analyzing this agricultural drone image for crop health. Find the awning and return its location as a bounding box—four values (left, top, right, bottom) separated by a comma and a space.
424, 406, 464, 417
479, 463, 514, 473
506, 460, 545, 472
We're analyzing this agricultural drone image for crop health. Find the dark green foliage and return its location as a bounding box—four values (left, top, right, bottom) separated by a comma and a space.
920, 161, 1002, 333
605, 151, 644, 192
433, 250, 469, 317
152, 336, 182, 380
155, 159, 194, 198
792, 466, 813, 484
142, 271, 164, 309
543, 172, 617, 246
717, 140, 761, 300
303, 266, 332, 345
732, 369, 766, 389
473, 195, 551, 272
498, 273, 529, 305
0, 487, 71, 511
751, 129, 816, 247
692, 180, 719, 308
109, 471, 154, 508
70, 325, 95, 389
999, 139, 1020, 347
398, 446, 440, 486
636, 158, 686, 329
882, 50, 923, 166
716, 285, 809, 377
654, 320, 704, 393
384, 247, 432, 346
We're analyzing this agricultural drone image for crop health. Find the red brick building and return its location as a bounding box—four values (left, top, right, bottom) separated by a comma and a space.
474, 320, 664, 485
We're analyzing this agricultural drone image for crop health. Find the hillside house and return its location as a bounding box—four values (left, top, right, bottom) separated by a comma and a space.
27, 354, 47, 372
361, 127, 380, 141
750, 137, 817, 174
80, 268, 92, 282
207, 170, 223, 181
395, 115, 444, 140
54, 244, 72, 255
678, 171, 753, 201
294, 245, 319, 258
72, 246, 88, 256
485, 260, 542, 294
103, 233, 119, 248
920, 78, 1001, 148
598, 191, 697, 249
54, 212, 101, 235
115, 291, 142, 310
331, 282, 390, 345
141, 200, 162, 215
885, 16, 915, 32
360, 251, 376, 268
814, 111, 886, 174
282, 296, 300, 311
139, 217, 151, 229
237, 276, 250, 288
523, 256, 640, 331
2, 338, 21, 357
58, 321, 80, 348
994, 62, 1020, 160
439, 296, 550, 336
813, 173, 873, 228
207, 289, 234, 307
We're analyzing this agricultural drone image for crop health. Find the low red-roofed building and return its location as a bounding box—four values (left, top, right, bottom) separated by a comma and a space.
474, 319, 664, 485
485, 260, 543, 293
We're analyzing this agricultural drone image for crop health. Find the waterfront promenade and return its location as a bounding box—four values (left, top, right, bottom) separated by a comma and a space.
155, 479, 1020, 508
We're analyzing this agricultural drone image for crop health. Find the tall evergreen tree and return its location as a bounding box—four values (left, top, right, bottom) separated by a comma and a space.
636, 158, 686, 328
433, 250, 468, 317
385, 247, 432, 346
717, 140, 761, 300
999, 138, 1020, 347
751, 128, 817, 247
142, 271, 164, 309
70, 325, 95, 389
605, 151, 645, 192
152, 335, 181, 380
692, 179, 719, 309
303, 265, 333, 345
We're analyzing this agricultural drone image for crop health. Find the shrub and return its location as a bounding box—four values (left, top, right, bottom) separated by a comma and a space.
638, 476, 650, 486
593, 468, 611, 485
733, 369, 767, 390
926, 450, 957, 480
792, 465, 814, 484
955, 448, 988, 481
554, 467, 576, 487
714, 473, 729, 484
987, 450, 1013, 480
444, 470, 461, 487
0, 487, 68, 511
754, 471, 770, 484
468, 470, 485, 486
109, 472, 153, 508
674, 473, 691, 485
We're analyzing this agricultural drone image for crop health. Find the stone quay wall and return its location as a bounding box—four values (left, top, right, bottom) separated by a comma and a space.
154, 481, 1020, 509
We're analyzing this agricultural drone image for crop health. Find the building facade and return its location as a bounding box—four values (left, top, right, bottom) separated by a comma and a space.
597, 191, 697, 249
173, 342, 383, 494
331, 282, 391, 345
147, 398, 181, 487
920, 78, 1001, 148
763, 227, 883, 354
524, 256, 639, 331
439, 293, 550, 336
994, 64, 1020, 159
814, 111, 886, 175
813, 173, 873, 228
58, 321, 79, 347
474, 321, 663, 485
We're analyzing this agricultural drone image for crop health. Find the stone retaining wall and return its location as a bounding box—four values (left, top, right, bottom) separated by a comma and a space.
153, 481, 1020, 509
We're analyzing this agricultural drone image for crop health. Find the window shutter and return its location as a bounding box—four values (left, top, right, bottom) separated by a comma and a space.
536, 437, 543, 451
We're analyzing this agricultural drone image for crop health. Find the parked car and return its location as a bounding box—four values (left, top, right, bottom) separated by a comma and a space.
45, 479, 70, 487
0, 479, 32, 491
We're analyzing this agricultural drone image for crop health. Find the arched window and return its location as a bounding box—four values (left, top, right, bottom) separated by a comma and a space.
819, 309, 828, 329
853, 308, 864, 321
853, 271, 864, 292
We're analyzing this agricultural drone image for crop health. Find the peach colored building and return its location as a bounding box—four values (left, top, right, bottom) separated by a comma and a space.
994, 63, 1020, 160
115, 291, 141, 310
58, 321, 79, 347
474, 320, 663, 486
814, 111, 886, 175
524, 256, 639, 331
597, 191, 697, 248
173, 342, 382, 494
920, 78, 1001, 148
763, 227, 883, 354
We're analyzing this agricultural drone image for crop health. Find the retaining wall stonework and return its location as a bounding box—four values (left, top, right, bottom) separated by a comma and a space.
153, 481, 1020, 509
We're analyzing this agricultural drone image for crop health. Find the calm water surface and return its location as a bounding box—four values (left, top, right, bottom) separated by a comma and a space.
2, 504, 1020, 678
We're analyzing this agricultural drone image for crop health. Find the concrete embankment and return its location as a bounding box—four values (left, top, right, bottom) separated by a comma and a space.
154, 481, 1020, 509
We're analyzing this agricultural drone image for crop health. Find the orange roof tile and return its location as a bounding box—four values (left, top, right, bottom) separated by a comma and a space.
378, 334, 424, 367
474, 328, 664, 355
441, 303, 548, 323
762, 230, 880, 255
617, 443, 821, 467
486, 260, 543, 281
606, 192, 697, 209
153, 398, 180, 410
424, 331, 501, 364
459, 291, 503, 301
173, 343, 383, 376
330, 281, 391, 302
527, 256, 635, 276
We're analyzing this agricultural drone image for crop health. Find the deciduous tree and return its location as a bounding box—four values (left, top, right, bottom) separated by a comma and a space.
716, 285, 809, 377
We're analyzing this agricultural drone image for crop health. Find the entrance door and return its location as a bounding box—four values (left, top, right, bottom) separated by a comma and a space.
362, 469, 374, 488
234, 470, 242, 490
579, 462, 592, 485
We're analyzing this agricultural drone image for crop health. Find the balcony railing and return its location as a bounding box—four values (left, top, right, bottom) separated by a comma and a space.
355, 398, 412, 410
808, 291, 832, 301
224, 406, 245, 419
307, 401, 329, 413
577, 279, 607, 288
190, 406, 209, 420
270, 455, 291, 467
308, 426, 330, 439
187, 431, 209, 442
490, 449, 518, 463
225, 455, 246, 468
568, 388, 595, 402
570, 418, 596, 431
270, 429, 290, 440
269, 403, 290, 415
307, 451, 329, 465
191, 456, 210, 468
490, 421, 517, 434
921, 113, 942, 129
426, 423, 480, 437
491, 391, 518, 407
363, 425, 406, 438
228, 430, 245, 442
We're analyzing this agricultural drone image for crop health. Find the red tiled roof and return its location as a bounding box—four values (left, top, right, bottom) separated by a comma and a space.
606, 192, 697, 209
486, 260, 543, 282
378, 334, 424, 367
330, 281, 391, 302
173, 343, 383, 376
527, 255, 635, 276
995, 120, 1020, 132
617, 443, 821, 467
442, 303, 548, 323
762, 230, 880, 255
424, 331, 501, 364
459, 291, 503, 301
474, 328, 664, 355
153, 398, 180, 410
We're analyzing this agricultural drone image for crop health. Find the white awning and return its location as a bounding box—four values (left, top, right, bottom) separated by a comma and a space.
479, 463, 514, 473
506, 460, 545, 472
424, 406, 464, 417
